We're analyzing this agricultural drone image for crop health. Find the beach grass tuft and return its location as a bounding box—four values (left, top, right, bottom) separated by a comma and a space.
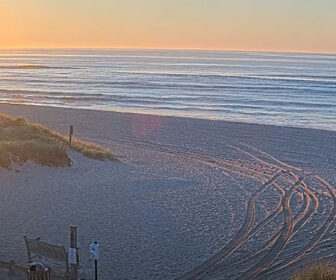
291, 264, 336, 280
0, 113, 117, 169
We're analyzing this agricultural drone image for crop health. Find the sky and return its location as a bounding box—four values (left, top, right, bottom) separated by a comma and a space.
0, 0, 335, 53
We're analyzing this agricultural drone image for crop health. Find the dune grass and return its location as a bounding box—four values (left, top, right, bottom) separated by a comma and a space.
291, 264, 336, 280
0, 113, 117, 169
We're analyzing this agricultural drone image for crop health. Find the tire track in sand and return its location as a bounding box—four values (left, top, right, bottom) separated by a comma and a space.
238, 176, 304, 280
211, 183, 304, 274
176, 172, 283, 280
257, 175, 336, 280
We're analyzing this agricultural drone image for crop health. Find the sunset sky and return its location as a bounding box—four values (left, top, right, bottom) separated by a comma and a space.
0, 0, 335, 53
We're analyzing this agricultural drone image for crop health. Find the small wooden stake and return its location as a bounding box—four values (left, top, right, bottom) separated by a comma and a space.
69, 125, 74, 143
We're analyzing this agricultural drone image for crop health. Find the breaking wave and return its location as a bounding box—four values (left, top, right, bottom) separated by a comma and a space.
0, 49, 336, 131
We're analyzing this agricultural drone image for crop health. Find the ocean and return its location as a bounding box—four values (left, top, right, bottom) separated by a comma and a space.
0, 49, 335, 131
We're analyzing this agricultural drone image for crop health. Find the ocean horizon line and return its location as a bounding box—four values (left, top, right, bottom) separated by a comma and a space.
1, 47, 336, 56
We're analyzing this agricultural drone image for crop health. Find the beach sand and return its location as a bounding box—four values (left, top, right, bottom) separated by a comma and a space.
0, 103, 335, 280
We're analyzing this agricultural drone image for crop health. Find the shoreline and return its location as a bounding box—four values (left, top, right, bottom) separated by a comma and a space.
1, 102, 336, 135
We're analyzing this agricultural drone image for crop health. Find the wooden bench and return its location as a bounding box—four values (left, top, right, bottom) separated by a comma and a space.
24, 236, 69, 275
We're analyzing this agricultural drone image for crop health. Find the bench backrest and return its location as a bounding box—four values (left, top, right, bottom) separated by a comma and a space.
24, 236, 69, 273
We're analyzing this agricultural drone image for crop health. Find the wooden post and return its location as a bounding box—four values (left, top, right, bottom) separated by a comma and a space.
69, 125, 74, 144
70, 226, 78, 280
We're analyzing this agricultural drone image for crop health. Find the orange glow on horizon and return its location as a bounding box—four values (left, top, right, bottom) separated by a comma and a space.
0, 1, 335, 54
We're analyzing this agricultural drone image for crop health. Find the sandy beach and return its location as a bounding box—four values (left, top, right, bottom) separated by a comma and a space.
0, 103, 336, 280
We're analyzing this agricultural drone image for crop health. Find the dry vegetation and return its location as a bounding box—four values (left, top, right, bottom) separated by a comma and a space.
0, 113, 117, 169
291, 264, 336, 280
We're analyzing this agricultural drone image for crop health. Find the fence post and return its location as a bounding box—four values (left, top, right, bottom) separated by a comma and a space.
70, 226, 78, 280
69, 125, 74, 144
